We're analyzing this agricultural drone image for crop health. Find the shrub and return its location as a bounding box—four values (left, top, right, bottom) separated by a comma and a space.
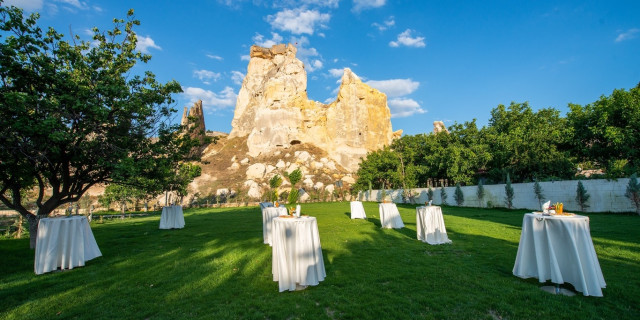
440, 186, 448, 205
575, 181, 590, 212
427, 187, 434, 201
533, 180, 545, 210
504, 173, 514, 209
288, 188, 299, 205
454, 183, 464, 206
476, 180, 485, 208
379, 188, 387, 202
287, 169, 302, 186
626, 173, 640, 215
269, 175, 283, 202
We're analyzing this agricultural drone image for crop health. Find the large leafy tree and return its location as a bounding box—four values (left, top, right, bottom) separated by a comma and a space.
485, 102, 574, 182
441, 120, 491, 184
354, 147, 401, 191
567, 83, 640, 176
0, 6, 199, 247
99, 184, 147, 213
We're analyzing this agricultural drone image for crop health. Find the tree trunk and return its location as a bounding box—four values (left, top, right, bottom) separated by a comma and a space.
16, 215, 24, 239
27, 214, 40, 249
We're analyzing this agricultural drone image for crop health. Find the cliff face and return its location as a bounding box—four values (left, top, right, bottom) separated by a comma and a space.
229, 44, 401, 172
181, 99, 207, 145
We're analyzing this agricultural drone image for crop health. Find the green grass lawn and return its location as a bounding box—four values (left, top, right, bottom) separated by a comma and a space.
1, 203, 639, 319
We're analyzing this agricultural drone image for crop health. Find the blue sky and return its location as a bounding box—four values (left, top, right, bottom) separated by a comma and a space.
5, 0, 640, 135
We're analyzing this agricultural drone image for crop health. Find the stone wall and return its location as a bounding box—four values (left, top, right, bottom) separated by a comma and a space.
360, 178, 636, 213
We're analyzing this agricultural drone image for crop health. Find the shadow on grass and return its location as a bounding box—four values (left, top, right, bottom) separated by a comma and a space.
1, 203, 639, 319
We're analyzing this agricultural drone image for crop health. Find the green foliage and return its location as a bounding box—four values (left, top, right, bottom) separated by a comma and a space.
287, 169, 302, 187
269, 175, 283, 189
99, 184, 147, 212
380, 188, 388, 202
268, 175, 283, 202
354, 147, 400, 191
453, 183, 464, 206
485, 102, 574, 182
504, 173, 514, 209
0, 7, 199, 223
567, 84, 640, 175
626, 173, 640, 215
476, 180, 485, 207
575, 181, 590, 212
440, 186, 448, 205
427, 187, 434, 201
605, 159, 630, 180
533, 181, 545, 210
286, 169, 302, 204
162, 163, 202, 199
354, 83, 640, 189
288, 188, 299, 205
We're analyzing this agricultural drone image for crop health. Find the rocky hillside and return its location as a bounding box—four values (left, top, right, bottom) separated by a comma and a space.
182, 43, 401, 203
229, 43, 401, 172
89, 43, 400, 205
189, 135, 355, 203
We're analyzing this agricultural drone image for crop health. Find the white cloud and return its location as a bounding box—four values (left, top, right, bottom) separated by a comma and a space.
311, 59, 323, 70
267, 8, 330, 35
365, 78, 419, 97
253, 32, 284, 47
299, 0, 339, 7
4, 0, 43, 11
136, 35, 162, 53
615, 28, 639, 42
388, 98, 425, 118
182, 86, 238, 110
56, 0, 86, 9
231, 70, 245, 85
193, 69, 221, 82
389, 29, 426, 48
291, 36, 324, 72
240, 55, 251, 61
372, 16, 395, 31
264, 0, 339, 8
206, 54, 223, 60
328, 68, 344, 78
353, 0, 386, 12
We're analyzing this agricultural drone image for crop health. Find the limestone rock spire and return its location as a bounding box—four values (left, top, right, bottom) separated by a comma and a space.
228, 44, 400, 172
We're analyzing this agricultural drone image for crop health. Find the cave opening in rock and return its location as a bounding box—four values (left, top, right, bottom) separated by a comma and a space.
290, 140, 301, 145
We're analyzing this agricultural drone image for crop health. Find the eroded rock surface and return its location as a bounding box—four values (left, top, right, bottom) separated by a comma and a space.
229, 44, 401, 172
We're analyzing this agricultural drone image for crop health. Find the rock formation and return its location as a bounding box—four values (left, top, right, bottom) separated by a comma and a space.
181, 100, 207, 144
433, 121, 449, 134
229, 44, 401, 172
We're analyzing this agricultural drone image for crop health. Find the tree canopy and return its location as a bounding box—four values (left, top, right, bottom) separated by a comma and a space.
567, 83, 640, 177
354, 83, 639, 191
0, 6, 200, 245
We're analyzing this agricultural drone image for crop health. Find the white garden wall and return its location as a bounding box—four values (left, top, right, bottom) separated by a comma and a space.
358, 178, 636, 213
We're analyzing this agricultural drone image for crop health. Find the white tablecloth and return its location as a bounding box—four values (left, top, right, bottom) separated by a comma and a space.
416, 206, 452, 245
379, 203, 404, 229
350, 201, 367, 219
262, 206, 288, 245
35, 216, 102, 275
272, 216, 326, 292
513, 213, 606, 296
159, 206, 185, 229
